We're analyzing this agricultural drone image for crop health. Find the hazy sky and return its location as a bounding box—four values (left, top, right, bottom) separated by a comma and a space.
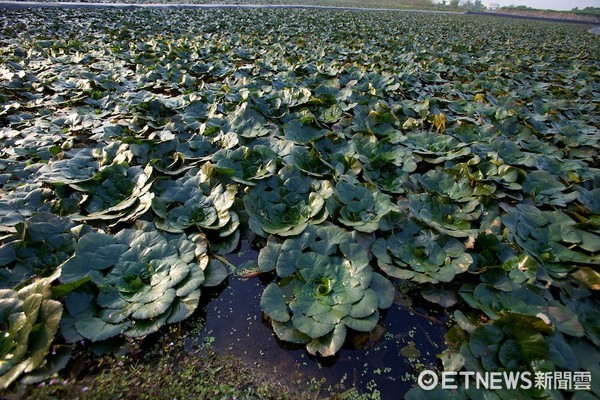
488, 0, 600, 10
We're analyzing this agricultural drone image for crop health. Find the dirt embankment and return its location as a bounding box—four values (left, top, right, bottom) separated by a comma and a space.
497, 8, 599, 23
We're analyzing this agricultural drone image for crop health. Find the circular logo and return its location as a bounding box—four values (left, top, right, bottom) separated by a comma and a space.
418, 370, 439, 391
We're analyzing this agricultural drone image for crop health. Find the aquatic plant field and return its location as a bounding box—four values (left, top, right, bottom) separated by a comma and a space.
1, 6, 599, 399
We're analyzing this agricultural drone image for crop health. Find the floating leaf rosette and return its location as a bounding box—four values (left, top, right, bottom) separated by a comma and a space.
444, 155, 523, 201
59, 221, 227, 341
311, 135, 360, 181
259, 224, 394, 356
401, 131, 471, 164
151, 167, 239, 253
352, 135, 418, 194
461, 314, 553, 388
283, 119, 329, 145
0, 213, 89, 289
521, 170, 579, 207
36, 149, 98, 186
283, 146, 331, 178
243, 165, 331, 237
372, 219, 473, 284
0, 272, 63, 389
0, 184, 52, 232
327, 180, 399, 233
409, 193, 482, 238
416, 169, 477, 203
69, 163, 154, 223
38, 154, 154, 225
502, 204, 600, 283
212, 145, 279, 185
130, 136, 215, 176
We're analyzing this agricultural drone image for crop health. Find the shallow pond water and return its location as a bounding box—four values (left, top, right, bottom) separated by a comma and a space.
194, 240, 449, 398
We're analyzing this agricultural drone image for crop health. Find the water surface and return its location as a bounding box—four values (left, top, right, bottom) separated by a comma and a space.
195, 240, 449, 398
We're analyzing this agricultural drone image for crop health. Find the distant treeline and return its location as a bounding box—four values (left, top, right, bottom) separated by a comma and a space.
498, 5, 600, 22
501, 5, 600, 17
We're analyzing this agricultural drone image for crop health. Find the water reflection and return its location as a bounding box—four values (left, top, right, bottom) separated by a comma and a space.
196, 240, 448, 398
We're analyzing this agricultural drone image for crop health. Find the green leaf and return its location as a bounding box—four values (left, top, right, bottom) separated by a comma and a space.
350, 289, 378, 319
498, 339, 522, 369
369, 273, 395, 309
284, 119, 327, 144
64, 291, 95, 321
61, 233, 127, 283
469, 324, 503, 358
342, 311, 379, 332
52, 276, 91, 298
75, 317, 122, 342
124, 312, 168, 338
27, 299, 62, 371
572, 267, 600, 290
261, 283, 290, 323
421, 287, 459, 308
453, 310, 478, 334
291, 314, 335, 339
167, 289, 201, 324
0, 243, 16, 266
131, 288, 176, 319
0, 361, 28, 391
276, 250, 301, 278
547, 333, 579, 370
203, 259, 228, 287
257, 242, 282, 273
271, 320, 311, 344
306, 324, 347, 357
174, 266, 205, 297
546, 305, 584, 337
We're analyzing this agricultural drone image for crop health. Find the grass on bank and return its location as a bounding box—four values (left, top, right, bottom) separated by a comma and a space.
5, 322, 371, 400
5, 328, 298, 400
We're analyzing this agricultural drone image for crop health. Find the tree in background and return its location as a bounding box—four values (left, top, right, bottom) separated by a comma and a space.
472, 0, 485, 11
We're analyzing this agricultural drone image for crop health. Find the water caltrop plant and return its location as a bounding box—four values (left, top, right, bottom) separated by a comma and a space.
243, 165, 331, 237
59, 221, 227, 341
0, 6, 599, 398
0, 272, 63, 389
151, 166, 240, 253
372, 219, 473, 284
258, 224, 394, 356
327, 180, 399, 233
0, 213, 83, 289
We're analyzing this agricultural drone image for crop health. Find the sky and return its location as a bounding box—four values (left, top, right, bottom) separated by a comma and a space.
485, 0, 600, 10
